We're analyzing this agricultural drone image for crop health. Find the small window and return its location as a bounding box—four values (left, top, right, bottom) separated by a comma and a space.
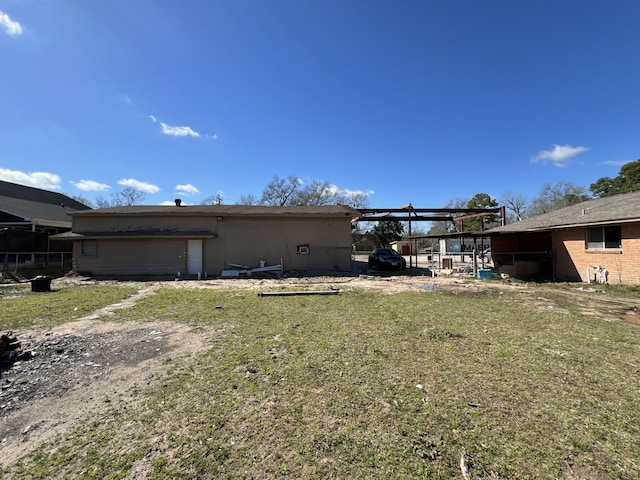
81, 240, 98, 257
586, 226, 621, 249
297, 244, 310, 255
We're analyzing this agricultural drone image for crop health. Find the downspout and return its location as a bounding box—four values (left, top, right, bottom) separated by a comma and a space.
1, 228, 7, 274
408, 204, 413, 268
32, 223, 36, 265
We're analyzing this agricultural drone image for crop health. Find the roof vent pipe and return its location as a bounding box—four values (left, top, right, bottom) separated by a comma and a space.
175, 198, 182, 207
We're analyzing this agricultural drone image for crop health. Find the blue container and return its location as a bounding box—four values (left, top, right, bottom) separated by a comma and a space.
477, 268, 492, 279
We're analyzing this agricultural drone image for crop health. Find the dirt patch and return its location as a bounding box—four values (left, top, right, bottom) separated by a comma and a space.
0, 285, 210, 467
165, 273, 528, 295
532, 285, 640, 323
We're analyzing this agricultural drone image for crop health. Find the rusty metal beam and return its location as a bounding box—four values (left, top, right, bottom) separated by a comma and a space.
354, 215, 456, 222
453, 211, 498, 222
358, 207, 502, 215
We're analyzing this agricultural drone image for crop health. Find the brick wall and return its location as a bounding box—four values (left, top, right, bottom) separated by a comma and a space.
553, 223, 640, 285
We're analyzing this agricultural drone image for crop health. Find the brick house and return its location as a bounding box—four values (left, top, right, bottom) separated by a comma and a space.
486, 191, 640, 284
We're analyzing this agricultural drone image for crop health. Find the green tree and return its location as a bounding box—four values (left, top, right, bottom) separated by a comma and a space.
369, 220, 404, 247
463, 193, 499, 231
590, 159, 640, 197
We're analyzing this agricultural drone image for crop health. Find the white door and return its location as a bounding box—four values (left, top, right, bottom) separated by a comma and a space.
187, 240, 203, 274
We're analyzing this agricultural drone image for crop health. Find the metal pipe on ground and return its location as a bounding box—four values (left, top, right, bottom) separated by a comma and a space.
257, 290, 339, 297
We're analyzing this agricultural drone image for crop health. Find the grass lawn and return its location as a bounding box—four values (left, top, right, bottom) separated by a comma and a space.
2, 282, 640, 479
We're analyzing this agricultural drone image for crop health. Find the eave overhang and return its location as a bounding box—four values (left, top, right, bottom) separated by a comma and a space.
50, 231, 218, 241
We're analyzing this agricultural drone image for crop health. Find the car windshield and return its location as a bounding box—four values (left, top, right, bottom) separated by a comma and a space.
377, 248, 398, 255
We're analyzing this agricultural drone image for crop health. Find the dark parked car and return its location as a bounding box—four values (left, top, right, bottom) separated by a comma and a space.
368, 248, 406, 270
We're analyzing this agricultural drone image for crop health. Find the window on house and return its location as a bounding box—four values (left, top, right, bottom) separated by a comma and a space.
586, 226, 621, 249
81, 240, 98, 257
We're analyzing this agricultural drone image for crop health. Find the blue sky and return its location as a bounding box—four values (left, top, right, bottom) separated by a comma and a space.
1, 0, 638, 208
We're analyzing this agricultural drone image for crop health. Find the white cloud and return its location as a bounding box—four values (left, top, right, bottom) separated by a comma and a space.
0, 168, 61, 189
531, 144, 588, 167
602, 159, 631, 167
325, 184, 375, 199
175, 184, 200, 195
149, 115, 217, 139
0, 10, 22, 36
117, 178, 160, 194
340, 187, 375, 197
71, 179, 110, 192
160, 122, 201, 138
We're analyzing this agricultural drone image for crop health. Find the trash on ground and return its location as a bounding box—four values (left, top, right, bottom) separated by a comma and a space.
221, 261, 283, 278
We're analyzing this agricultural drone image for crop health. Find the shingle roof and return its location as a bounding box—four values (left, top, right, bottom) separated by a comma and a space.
0, 180, 91, 226
0, 181, 90, 209
69, 204, 361, 217
488, 190, 640, 234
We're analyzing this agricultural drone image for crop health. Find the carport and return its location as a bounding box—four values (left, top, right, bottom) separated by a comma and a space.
354, 204, 505, 274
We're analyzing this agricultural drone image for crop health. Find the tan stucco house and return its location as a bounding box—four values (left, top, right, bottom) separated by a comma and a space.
56, 204, 360, 278
487, 191, 640, 285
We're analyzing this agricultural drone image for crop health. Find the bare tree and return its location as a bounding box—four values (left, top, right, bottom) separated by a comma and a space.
114, 186, 146, 206
529, 182, 590, 216
238, 193, 258, 205
428, 197, 468, 235
94, 196, 112, 209
500, 190, 529, 221
95, 187, 146, 207
340, 191, 370, 209
426, 221, 447, 237
243, 174, 371, 208
260, 175, 302, 206
201, 193, 224, 205
69, 194, 93, 208
295, 180, 339, 205
293, 181, 372, 208
445, 197, 470, 209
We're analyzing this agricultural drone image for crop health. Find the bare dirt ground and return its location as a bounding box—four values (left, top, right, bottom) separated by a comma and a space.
0, 283, 213, 467
1, 272, 638, 470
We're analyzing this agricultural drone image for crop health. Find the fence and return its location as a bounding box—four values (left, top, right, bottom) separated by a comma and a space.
2, 251, 73, 274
